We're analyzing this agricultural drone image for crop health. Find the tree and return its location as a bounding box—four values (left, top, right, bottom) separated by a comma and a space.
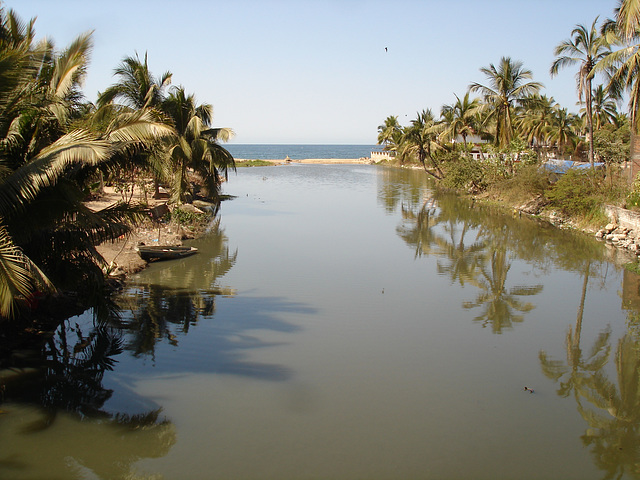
399, 109, 444, 179
0, 8, 173, 318
97, 52, 171, 110
162, 86, 235, 204
440, 92, 482, 148
587, 84, 619, 129
516, 94, 558, 152
598, 2, 640, 137
551, 17, 609, 167
97, 52, 173, 195
548, 107, 580, 158
470, 57, 543, 149
377, 115, 402, 154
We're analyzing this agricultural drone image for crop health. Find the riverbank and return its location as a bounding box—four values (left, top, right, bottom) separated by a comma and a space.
87, 187, 210, 277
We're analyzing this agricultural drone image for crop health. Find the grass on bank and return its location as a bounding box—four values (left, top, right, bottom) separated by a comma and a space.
235, 159, 274, 167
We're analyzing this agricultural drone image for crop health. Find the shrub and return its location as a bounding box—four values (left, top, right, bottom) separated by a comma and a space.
168, 207, 208, 225
494, 164, 550, 203
546, 169, 604, 216
442, 155, 486, 191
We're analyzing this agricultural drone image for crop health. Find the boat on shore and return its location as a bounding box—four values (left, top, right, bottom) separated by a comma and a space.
136, 245, 198, 262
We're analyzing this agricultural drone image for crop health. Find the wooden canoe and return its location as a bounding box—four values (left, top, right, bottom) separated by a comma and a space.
136, 245, 198, 262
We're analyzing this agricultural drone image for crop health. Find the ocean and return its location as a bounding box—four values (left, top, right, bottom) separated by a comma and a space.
224, 144, 379, 160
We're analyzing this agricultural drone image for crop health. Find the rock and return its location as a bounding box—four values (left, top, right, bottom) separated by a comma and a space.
177, 203, 204, 215
605, 223, 617, 233
519, 195, 549, 215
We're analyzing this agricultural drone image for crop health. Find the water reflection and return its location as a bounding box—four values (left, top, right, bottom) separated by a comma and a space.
387, 173, 545, 332
541, 328, 640, 479
540, 265, 640, 479
463, 247, 543, 333
0, 320, 175, 480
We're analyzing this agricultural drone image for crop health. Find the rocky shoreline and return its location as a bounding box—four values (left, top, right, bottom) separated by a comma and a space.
596, 223, 640, 256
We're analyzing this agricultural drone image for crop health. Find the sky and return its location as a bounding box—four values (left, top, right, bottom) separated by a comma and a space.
12, 0, 619, 144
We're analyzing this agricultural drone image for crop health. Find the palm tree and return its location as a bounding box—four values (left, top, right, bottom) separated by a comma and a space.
586, 84, 619, 129
551, 18, 609, 166
440, 92, 482, 149
0, 9, 174, 318
598, 3, 640, 135
470, 57, 543, 149
613, 0, 640, 41
377, 115, 402, 154
97, 52, 172, 196
162, 86, 235, 204
97, 52, 171, 110
549, 107, 580, 158
399, 109, 444, 179
516, 94, 558, 152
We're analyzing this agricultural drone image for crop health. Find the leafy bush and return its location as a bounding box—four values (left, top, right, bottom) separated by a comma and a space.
442, 155, 486, 191
546, 169, 604, 216
495, 164, 550, 203
594, 124, 630, 165
168, 207, 208, 225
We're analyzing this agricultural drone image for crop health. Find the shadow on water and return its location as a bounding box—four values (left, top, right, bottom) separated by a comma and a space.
114, 283, 312, 381
0, 215, 314, 478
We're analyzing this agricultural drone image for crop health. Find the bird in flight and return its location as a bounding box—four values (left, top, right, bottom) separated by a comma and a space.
385, 47, 388, 52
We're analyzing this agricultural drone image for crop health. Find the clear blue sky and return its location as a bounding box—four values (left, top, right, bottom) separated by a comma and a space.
13, 0, 616, 144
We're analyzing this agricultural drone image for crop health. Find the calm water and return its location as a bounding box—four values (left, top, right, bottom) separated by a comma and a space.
2, 164, 640, 479
225, 144, 377, 159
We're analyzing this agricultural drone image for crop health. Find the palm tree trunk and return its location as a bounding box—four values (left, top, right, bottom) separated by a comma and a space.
586, 78, 595, 167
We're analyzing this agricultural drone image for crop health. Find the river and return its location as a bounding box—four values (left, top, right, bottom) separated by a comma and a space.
2, 164, 640, 479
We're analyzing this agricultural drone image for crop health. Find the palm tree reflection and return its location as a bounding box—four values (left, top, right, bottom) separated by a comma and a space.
393, 188, 543, 333
540, 267, 640, 478
463, 247, 543, 333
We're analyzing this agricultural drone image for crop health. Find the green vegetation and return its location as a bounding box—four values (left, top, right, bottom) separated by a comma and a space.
0, 5, 235, 321
167, 207, 208, 225
377, 1, 640, 231
235, 159, 274, 167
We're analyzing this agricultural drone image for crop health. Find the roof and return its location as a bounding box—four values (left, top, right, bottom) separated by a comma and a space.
542, 159, 605, 174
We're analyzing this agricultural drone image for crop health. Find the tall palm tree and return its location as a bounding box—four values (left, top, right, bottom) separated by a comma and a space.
598, 2, 640, 137
0, 9, 174, 319
162, 86, 235, 204
440, 92, 482, 148
516, 94, 557, 151
377, 115, 402, 154
470, 57, 543, 149
399, 109, 444, 179
586, 84, 619, 129
551, 17, 609, 166
97, 52, 171, 110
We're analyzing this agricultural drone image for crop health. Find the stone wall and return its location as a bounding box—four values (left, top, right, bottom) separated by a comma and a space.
599, 205, 640, 258
604, 205, 640, 232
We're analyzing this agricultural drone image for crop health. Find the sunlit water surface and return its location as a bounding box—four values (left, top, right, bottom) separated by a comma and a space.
2, 164, 640, 479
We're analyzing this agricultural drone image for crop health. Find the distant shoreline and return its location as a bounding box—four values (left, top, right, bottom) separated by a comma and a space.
235, 158, 372, 165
